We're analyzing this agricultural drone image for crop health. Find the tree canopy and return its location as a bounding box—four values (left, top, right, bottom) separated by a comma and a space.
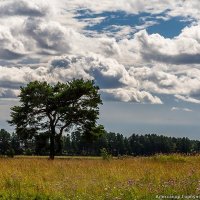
9, 79, 104, 159
0, 129, 198, 157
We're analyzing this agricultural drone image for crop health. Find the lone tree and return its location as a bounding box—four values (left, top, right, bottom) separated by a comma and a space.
9, 79, 104, 159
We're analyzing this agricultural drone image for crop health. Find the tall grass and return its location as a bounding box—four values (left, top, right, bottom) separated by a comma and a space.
0, 155, 200, 199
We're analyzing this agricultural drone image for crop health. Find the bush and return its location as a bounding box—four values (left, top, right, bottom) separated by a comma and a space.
100, 148, 112, 160
6, 148, 15, 158
24, 148, 33, 156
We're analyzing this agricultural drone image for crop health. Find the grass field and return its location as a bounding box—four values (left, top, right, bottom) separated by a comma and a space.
0, 154, 200, 200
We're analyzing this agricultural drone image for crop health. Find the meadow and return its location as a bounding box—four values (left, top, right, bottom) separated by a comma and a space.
0, 155, 200, 200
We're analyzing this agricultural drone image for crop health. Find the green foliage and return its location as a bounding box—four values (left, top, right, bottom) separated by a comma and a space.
8, 79, 103, 159
0, 129, 11, 155
152, 154, 187, 163
6, 148, 15, 158
1, 128, 200, 157
100, 148, 112, 160
24, 148, 33, 156
0, 156, 200, 199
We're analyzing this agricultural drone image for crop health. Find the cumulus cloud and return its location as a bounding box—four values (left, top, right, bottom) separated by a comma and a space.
101, 88, 162, 104
1, 0, 200, 105
0, 53, 161, 103
128, 65, 200, 104
132, 27, 200, 65
0, 88, 19, 98
66, 0, 200, 21
24, 18, 73, 54
49, 54, 200, 104
0, 0, 54, 17
0, 25, 27, 60
50, 53, 138, 87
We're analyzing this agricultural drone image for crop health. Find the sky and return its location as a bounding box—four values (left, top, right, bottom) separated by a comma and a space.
0, 0, 200, 139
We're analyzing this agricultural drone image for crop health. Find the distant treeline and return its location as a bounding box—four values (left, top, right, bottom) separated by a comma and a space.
0, 128, 200, 156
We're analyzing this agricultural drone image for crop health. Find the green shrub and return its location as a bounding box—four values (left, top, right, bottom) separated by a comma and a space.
24, 149, 33, 156
6, 148, 15, 158
100, 148, 112, 160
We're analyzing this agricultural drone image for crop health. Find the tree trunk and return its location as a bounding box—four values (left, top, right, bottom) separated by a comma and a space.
55, 135, 62, 155
49, 131, 55, 160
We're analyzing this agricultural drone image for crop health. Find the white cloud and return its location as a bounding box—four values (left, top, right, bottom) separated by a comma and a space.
66, 0, 200, 23
50, 53, 138, 88
131, 28, 200, 65
0, 0, 200, 105
171, 107, 193, 112
0, 24, 27, 59
101, 88, 162, 104
0, 0, 54, 17
0, 88, 19, 98
175, 95, 200, 104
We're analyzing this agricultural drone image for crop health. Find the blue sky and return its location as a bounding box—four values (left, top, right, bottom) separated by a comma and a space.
76, 10, 192, 38
0, 0, 200, 139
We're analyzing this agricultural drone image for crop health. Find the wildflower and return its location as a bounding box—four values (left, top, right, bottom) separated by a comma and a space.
127, 179, 135, 186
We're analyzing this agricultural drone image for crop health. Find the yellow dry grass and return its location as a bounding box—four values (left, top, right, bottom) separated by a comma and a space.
0, 154, 200, 199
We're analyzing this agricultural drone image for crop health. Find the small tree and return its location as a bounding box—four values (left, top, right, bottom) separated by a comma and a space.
0, 129, 11, 155
100, 148, 112, 160
8, 79, 104, 159
6, 148, 15, 158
